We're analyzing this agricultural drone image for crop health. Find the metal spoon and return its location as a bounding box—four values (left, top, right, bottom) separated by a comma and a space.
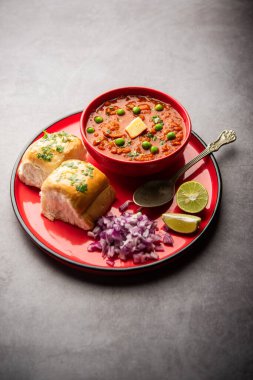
133, 130, 237, 208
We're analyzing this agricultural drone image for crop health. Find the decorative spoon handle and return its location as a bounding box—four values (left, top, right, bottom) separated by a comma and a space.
172, 130, 237, 182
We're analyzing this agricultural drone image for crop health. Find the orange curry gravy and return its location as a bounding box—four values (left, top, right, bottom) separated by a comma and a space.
86, 95, 185, 161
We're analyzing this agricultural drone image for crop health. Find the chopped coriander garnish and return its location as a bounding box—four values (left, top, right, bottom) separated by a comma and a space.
37, 152, 53, 161
152, 115, 163, 124
146, 132, 158, 140
42, 130, 50, 139
57, 131, 69, 137
80, 165, 94, 178
37, 146, 53, 161
128, 151, 140, 158
76, 183, 88, 193
68, 174, 78, 185
56, 145, 64, 153
86, 164, 94, 178
57, 131, 72, 143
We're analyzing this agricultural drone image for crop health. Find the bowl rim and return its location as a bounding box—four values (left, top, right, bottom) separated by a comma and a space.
80, 86, 192, 167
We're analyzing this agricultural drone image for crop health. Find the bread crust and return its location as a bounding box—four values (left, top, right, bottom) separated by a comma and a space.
41, 160, 115, 230
82, 185, 116, 229
42, 160, 110, 214
18, 132, 86, 188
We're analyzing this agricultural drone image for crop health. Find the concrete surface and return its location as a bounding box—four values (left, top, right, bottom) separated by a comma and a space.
1, 0, 253, 379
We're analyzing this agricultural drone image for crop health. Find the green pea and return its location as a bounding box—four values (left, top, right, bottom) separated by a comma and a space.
142, 141, 152, 150
167, 132, 176, 140
94, 116, 103, 124
87, 127, 95, 134
150, 146, 159, 154
133, 106, 141, 115
155, 123, 163, 131
155, 103, 164, 111
116, 108, 125, 116
114, 138, 125, 147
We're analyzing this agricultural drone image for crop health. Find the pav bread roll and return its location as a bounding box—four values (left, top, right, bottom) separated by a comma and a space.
41, 160, 115, 230
18, 131, 86, 189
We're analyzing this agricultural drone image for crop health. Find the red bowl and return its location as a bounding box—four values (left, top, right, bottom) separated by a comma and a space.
80, 87, 192, 176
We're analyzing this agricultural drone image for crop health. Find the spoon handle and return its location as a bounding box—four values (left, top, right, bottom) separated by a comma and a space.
172, 130, 237, 182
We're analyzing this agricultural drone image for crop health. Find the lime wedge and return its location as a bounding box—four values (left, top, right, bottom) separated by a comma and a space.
162, 213, 201, 234
176, 181, 209, 214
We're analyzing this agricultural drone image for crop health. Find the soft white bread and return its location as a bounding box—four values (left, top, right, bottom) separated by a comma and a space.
18, 131, 86, 189
41, 160, 115, 230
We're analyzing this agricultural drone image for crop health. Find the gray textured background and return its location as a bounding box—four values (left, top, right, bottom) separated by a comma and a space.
1, 1, 253, 379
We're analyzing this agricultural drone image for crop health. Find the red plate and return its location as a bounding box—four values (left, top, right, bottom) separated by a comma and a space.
10, 112, 221, 274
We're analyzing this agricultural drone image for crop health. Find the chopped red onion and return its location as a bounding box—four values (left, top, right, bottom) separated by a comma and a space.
88, 211, 174, 265
119, 199, 134, 212
106, 259, 115, 267
87, 241, 102, 252
154, 245, 165, 252
162, 224, 170, 232
163, 233, 174, 246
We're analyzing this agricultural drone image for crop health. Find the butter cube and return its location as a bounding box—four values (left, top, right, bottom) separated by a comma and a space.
125, 117, 148, 139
